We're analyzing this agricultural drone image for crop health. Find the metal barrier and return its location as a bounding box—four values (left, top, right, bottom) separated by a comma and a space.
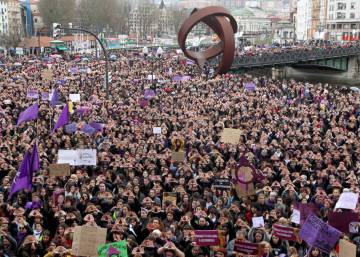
231, 45, 360, 69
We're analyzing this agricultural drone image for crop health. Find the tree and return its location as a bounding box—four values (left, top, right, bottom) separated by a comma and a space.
169, 8, 188, 34
77, 0, 130, 35
38, 0, 76, 27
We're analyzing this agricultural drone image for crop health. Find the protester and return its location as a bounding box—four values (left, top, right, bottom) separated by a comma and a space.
0, 45, 359, 257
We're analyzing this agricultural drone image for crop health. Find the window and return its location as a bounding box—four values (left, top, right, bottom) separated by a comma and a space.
351, 24, 357, 29
350, 13, 355, 19
351, 2, 355, 9
337, 2, 346, 10
337, 23, 343, 29
336, 12, 346, 19
329, 5, 334, 11
34, 18, 38, 23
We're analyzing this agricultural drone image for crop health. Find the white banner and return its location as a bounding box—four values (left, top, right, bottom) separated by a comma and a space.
58, 149, 97, 166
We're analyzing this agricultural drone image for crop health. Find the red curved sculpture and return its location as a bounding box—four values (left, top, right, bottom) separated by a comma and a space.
178, 6, 238, 74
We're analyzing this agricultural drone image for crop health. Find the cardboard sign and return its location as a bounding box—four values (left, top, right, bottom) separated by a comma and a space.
299, 214, 341, 253
153, 127, 162, 134
69, 94, 81, 103
272, 224, 299, 242
195, 230, 219, 246
58, 149, 97, 166
335, 192, 359, 210
49, 163, 70, 177
72, 225, 107, 257
171, 151, 185, 162
42, 69, 53, 81
328, 211, 358, 233
234, 241, 259, 255
220, 128, 241, 144
339, 239, 356, 257
213, 178, 231, 189
162, 192, 177, 207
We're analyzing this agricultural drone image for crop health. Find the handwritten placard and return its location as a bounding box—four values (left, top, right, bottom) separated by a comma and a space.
49, 163, 71, 177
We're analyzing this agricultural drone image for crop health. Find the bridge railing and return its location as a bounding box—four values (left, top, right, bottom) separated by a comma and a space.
231, 45, 360, 68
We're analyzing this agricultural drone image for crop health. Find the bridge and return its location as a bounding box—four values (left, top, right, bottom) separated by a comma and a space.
231, 45, 360, 71
229, 45, 360, 85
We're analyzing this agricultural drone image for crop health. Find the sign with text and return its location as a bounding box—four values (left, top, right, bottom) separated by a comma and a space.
171, 151, 185, 162
72, 225, 107, 257
272, 224, 299, 242
299, 214, 341, 253
339, 239, 357, 257
195, 230, 219, 246
162, 192, 177, 208
213, 178, 231, 189
58, 149, 97, 166
27, 89, 39, 99
49, 163, 71, 177
234, 241, 259, 255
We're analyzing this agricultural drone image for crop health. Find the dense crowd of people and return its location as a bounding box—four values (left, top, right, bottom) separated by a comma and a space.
0, 47, 359, 257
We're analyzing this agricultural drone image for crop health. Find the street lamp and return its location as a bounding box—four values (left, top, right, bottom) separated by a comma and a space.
56, 25, 110, 99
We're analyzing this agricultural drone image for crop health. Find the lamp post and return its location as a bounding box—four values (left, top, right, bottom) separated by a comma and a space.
57, 25, 110, 99
37, 27, 47, 57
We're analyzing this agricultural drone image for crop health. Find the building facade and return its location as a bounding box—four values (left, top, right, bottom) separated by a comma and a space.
0, 1, 9, 36
273, 20, 296, 43
6, 0, 23, 37
232, 5, 273, 44
326, 0, 360, 41
296, 0, 327, 40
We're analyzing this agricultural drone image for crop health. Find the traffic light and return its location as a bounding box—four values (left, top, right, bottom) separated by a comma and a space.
53, 23, 61, 38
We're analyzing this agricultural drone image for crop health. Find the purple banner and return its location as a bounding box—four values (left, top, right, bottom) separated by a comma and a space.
244, 82, 256, 91
172, 75, 191, 82
300, 214, 341, 253
144, 89, 155, 100
328, 211, 358, 233
27, 89, 39, 99
195, 230, 219, 246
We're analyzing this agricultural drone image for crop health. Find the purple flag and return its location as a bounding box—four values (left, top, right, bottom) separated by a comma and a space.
328, 211, 358, 233
89, 122, 104, 132
295, 202, 319, 225
144, 89, 155, 100
30, 143, 40, 183
8, 151, 32, 199
65, 123, 77, 134
81, 124, 96, 135
300, 214, 341, 253
17, 103, 39, 126
172, 75, 182, 82
52, 104, 69, 133
50, 89, 60, 107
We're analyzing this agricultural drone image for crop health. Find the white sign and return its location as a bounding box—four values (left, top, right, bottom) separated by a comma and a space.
252, 217, 265, 228
147, 74, 156, 80
69, 94, 81, 102
290, 209, 300, 224
153, 127, 162, 134
58, 149, 97, 166
335, 192, 359, 210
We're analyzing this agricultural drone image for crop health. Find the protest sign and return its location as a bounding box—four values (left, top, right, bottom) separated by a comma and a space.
27, 89, 39, 99
69, 94, 81, 103
49, 163, 70, 177
98, 240, 128, 257
290, 209, 300, 224
220, 128, 241, 144
58, 149, 97, 166
153, 127, 162, 134
252, 217, 265, 228
234, 241, 259, 255
195, 230, 219, 246
42, 69, 53, 81
144, 89, 155, 100
349, 222, 359, 234
244, 82, 256, 91
41, 92, 50, 101
72, 225, 107, 257
335, 192, 359, 210
328, 211, 358, 233
162, 192, 177, 207
231, 156, 256, 197
213, 178, 231, 189
299, 214, 341, 253
272, 224, 299, 242
339, 239, 356, 257
171, 151, 185, 162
